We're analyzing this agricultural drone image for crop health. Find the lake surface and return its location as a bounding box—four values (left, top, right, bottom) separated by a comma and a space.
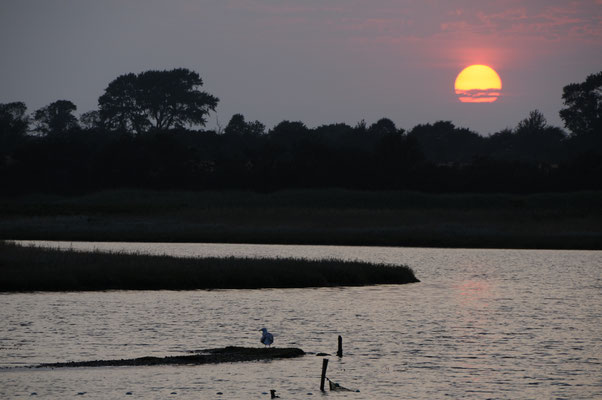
1, 242, 601, 399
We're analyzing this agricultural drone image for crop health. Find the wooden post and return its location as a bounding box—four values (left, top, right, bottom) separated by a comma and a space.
320, 358, 329, 392
337, 335, 343, 357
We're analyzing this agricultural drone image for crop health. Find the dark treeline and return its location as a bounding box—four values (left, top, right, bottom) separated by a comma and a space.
1, 69, 600, 194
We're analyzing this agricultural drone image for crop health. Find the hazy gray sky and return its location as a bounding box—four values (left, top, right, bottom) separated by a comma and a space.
1, 0, 600, 134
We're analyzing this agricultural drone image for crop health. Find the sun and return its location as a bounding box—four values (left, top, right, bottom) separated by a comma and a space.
454, 65, 502, 103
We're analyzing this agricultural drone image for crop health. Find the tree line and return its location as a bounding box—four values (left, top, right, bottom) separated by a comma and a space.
1, 69, 600, 194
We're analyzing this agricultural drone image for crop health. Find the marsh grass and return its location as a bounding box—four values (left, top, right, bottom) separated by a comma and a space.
0, 241, 419, 292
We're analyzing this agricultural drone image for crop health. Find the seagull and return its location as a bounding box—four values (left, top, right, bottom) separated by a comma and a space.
260, 328, 274, 347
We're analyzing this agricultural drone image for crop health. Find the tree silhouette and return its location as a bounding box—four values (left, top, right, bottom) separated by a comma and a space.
80, 110, 102, 130
33, 100, 79, 135
559, 71, 602, 136
354, 119, 367, 133
0, 102, 29, 137
0, 102, 29, 157
369, 118, 401, 135
2, 70, 601, 195
98, 68, 219, 133
224, 113, 265, 136
516, 110, 547, 133
508, 110, 566, 163
270, 120, 308, 136
408, 121, 483, 163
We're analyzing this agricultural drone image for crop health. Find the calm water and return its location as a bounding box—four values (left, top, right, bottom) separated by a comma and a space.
1, 242, 601, 399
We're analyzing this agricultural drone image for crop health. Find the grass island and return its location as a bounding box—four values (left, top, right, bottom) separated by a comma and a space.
0, 241, 419, 292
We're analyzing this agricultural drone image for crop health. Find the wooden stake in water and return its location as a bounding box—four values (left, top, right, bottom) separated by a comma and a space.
320, 358, 329, 392
337, 335, 343, 357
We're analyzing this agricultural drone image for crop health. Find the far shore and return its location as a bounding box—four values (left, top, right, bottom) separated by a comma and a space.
1, 189, 601, 250
0, 241, 419, 292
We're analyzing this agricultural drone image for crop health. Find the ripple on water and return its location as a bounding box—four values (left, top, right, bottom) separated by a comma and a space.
1, 244, 601, 399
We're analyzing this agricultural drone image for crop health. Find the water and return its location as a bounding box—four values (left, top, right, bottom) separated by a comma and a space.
1, 242, 601, 399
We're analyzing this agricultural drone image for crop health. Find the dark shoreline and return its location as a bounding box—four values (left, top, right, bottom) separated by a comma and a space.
2, 189, 601, 250
7, 233, 601, 250
34, 347, 305, 368
0, 241, 419, 292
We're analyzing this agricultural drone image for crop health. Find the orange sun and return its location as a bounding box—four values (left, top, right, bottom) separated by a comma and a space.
454, 65, 502, 103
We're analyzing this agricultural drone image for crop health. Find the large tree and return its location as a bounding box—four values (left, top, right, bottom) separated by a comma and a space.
0, 102, 29, 154
0, 102, 29, 137
33, 100, 79, 135
98, 68, 219, 133
559, 71, 602, 136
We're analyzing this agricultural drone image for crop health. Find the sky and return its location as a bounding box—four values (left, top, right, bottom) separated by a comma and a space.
1, 0, 601, 135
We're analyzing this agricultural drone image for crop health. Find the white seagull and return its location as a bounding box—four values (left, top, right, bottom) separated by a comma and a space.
260, 328, 274, 347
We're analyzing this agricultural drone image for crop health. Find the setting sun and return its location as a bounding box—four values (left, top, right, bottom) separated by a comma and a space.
455, 65, 502, 103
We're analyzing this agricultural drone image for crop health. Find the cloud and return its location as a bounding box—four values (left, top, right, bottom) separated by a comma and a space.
437, 1, 602, 41
221, 1, 600, 41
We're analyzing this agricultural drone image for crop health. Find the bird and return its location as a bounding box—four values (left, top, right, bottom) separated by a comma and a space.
260, 328, 274, 347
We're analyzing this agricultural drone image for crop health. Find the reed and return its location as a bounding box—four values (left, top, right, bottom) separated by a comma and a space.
0, 241, 419, 292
